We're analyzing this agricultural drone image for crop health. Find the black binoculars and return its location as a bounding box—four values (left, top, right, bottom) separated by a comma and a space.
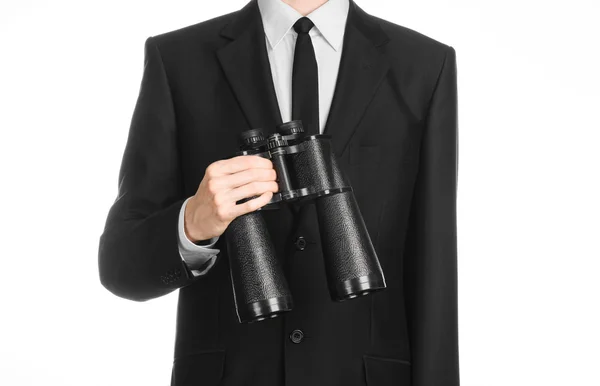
224, 120, 386, 323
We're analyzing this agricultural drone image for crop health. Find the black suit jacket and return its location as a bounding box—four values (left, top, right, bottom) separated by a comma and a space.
98, 1, 459, 385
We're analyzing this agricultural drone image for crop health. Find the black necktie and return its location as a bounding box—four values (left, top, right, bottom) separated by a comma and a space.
290, 17, 319, 219
291, 17, 319, 136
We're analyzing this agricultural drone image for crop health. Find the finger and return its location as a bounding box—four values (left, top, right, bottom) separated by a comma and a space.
212, 167, 277, 191
229, 191, 274, 218
221, 181, 279, 204
207, 155, 273, 177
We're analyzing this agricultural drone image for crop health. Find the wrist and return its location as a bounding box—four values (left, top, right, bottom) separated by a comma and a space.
184, 197, 209, 243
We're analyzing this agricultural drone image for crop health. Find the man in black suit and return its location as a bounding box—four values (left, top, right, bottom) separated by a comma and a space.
98, 0, 459, 385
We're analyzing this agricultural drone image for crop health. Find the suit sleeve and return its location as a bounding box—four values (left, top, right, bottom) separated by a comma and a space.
402, 46, 460, 386
98, 36, 205, 302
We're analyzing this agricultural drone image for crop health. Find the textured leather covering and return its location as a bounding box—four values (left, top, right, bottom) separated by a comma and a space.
316, 191, 384, 285
225, 211, 292, 319
289, 137, 350, 193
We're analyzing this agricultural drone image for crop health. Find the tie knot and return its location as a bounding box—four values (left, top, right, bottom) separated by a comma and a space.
293, 17, 314, 34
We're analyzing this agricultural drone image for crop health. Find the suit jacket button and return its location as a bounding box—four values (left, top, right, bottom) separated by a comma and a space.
289, 329, 304, 344
294, 236, 307, 251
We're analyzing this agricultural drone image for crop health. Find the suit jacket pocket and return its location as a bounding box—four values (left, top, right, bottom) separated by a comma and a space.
363, 354, 411, 386
171, 349, 225, 386
349, 145, 382, 165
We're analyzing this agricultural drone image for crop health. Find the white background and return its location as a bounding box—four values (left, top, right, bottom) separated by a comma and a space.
1, 0, 599, 385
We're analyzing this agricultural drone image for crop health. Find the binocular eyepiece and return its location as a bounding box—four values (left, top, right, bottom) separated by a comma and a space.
224, 120, 386, 323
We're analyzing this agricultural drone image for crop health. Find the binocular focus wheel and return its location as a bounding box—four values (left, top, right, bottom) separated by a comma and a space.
331, 274, 387, 302
237, 295, 294, 324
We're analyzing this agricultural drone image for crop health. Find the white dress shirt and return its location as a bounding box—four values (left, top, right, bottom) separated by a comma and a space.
177, 0, 350, 277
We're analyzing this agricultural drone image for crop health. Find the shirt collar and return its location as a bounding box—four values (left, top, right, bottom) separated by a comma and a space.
257, 0, 349, 52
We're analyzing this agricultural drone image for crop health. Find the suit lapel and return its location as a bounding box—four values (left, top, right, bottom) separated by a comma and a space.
216, 0, 283, 137
324, 0, 391, 157
216, 0, 390, 157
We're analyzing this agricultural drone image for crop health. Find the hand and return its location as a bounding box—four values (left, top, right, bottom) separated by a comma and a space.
184, 155, 278, 242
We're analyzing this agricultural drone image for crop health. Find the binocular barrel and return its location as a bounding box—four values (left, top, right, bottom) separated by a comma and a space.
225, 120, 386, 323
285, 129, 386, 301
225, 207, 293, 323
316, 191, 386, 301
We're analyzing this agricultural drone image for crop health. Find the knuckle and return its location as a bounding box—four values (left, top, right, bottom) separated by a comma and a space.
205, 162, 218, 176
258, 168, 270, 180
258, 168, 269, 179
213, 193, 225, 207
241, 156, 253, 167
255, 167, 265, 177
249, 181, 262, 192
215, 206, 229, 222
205, 179, 219, 194
252, 155, 265, 165
246, 198, 259, 211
